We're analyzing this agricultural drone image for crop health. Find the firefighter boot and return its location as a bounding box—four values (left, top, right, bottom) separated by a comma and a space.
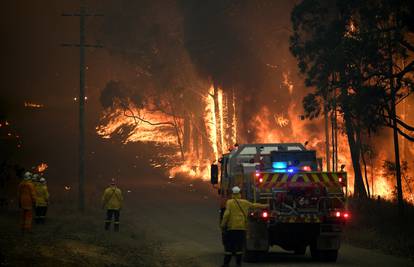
236, 254, 242, 266
221, 254, 231, 267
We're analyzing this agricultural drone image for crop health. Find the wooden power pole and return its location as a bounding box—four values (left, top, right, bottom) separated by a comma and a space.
62, 1, 103, 211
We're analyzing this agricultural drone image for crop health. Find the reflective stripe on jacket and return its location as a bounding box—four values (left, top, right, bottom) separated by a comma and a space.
102, 186, 123, 210
18, 181, 35, 209
35, 184, 49, 206
220, 193, 267, 230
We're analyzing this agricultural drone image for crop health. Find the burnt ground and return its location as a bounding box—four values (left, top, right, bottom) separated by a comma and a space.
0, 198, 199, 267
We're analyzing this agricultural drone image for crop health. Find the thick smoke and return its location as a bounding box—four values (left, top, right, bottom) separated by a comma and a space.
100, 0, 326, 151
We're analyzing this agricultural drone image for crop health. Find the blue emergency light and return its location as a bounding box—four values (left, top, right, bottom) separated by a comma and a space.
272, 161, 287, 169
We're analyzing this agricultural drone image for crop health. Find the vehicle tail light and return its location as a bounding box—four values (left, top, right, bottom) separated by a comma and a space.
259, 177, 263, 183
330, 211, 350, 220
261, 211, 269, 219
302, 165, 311, 171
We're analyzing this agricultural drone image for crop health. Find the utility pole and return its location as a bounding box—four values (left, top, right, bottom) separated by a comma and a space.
62, 1, 103, 212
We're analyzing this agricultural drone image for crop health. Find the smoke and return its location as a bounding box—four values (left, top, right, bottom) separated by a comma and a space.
180, 1, 300, 140
100, 0, 307, 143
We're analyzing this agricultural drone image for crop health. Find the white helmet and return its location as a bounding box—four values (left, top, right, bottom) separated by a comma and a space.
32, 174, 40, 181
232, 186, 241, 194
40, 177, 46, 183
24, 172, 32, 180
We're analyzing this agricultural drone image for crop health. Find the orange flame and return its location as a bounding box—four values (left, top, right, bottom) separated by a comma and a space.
37, 163, 48, 173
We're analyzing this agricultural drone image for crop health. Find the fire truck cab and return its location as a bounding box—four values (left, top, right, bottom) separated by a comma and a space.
211, 143, 348, 262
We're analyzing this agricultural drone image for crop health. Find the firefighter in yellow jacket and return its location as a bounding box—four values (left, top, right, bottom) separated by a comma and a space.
220, 186, 268, 267
102, 179, 123, 232
34, 177, 49, 224
18, 172, 36, 233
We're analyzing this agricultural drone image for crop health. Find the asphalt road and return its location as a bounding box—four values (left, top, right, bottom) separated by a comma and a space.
123, 176, 414, 267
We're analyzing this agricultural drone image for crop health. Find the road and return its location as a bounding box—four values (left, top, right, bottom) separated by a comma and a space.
123, 175, 414, 267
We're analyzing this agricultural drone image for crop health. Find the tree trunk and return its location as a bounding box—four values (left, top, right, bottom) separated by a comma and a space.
388, 39, 404, 215
183, 113, 191, 153
192, 115, 200, 159
343, 106, 367, 198
390, 79, 404, 215
324, 99, 330, 172
199, 116, 213, 161
226, 90, 234, 149
358, 131, 371, 198
213, 82, 223, 156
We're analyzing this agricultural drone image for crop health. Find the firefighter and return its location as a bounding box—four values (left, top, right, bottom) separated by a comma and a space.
31, 174, 40, 185
18, 172, 36, 233
34, 177, 49, 224
102, 179, 123, 232
220, 186, 268, 267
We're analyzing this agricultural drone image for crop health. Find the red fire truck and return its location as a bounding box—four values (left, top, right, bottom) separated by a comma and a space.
211, 143, 349, 262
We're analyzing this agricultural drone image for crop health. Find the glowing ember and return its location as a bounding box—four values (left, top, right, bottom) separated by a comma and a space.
24, 102, 44, 108
274, 114, 289, 127
37, 163, 48, 173
282, 72, 294, 95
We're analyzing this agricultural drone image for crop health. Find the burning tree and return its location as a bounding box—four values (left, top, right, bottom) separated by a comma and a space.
290, 0, 414, 213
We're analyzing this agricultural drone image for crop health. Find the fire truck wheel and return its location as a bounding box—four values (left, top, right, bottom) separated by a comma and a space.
310, 244, 320, 261
293, 246, 307, 255
321, 250, 338, 262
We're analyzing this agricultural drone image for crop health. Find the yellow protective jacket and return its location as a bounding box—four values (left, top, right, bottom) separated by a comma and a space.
102, 186, 123, 210
220, 193, 268, 231
35, 184, 49, 207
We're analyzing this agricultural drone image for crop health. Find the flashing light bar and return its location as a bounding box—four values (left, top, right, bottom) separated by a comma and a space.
272, 161, 287, 169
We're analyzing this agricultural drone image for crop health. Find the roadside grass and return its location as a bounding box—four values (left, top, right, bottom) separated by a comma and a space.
0, 204, 200, 267
345, 197, 414, 260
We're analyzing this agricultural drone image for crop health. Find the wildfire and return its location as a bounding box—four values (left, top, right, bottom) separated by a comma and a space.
96, 103, 178, 145
97, 85, 237, 181
96, 82, 413, 203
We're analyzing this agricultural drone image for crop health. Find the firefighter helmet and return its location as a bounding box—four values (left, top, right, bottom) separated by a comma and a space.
232, 186, 241, 194
24, 172, 32, 180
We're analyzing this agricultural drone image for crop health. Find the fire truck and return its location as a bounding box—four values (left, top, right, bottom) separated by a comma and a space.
211, 143, 349, 262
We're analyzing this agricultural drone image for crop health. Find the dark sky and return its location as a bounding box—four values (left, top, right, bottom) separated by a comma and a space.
0, 1, 131, 186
